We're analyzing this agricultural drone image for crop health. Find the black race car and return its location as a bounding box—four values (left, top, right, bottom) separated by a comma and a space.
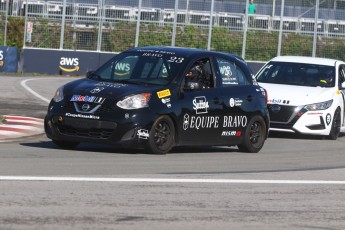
45, 46, 270, 154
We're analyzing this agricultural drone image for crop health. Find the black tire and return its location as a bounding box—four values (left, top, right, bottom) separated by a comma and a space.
52, 140, 79, 149
238, 115, 267, 153
145, 115, 175, 154
327, 108, 341, 140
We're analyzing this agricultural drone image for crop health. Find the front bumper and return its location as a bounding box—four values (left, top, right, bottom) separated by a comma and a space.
269, 104, 334, 135
45, 114, 144, 145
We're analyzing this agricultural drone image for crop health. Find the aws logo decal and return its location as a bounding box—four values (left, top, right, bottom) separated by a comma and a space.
115, 62, 130, 76
59, 57, 80, 72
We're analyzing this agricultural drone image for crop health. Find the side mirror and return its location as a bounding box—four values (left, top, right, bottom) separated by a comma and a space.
86, 70, 95, 78
86, 70, 102, 80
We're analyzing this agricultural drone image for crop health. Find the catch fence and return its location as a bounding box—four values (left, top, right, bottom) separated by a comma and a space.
2, 0, 345, 61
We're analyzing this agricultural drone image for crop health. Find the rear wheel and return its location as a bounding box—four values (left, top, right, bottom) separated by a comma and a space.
145, 116, 175, 154
238, 115, 267, 153
52, 140, 79, 149
327, 109, 341, 140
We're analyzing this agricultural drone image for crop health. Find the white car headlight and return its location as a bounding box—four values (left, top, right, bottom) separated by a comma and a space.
117, 93, 151, 110
53, 86, 64, 102
304, 99, 333, 111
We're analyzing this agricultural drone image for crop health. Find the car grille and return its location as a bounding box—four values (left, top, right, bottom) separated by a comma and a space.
53, 117, 117, 139
57, 125, 114, 139
268, 105, 297, 122
63, 99, 117, 114
270, 122, 294, 129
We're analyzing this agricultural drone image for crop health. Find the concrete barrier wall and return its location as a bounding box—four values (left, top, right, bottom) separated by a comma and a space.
19, 49, 115, 75
0, 46, 18, 73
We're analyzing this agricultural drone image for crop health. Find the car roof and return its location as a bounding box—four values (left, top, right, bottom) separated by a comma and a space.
269, 56, 340, 66
128, 46, 242, 60
125, 46, 253, 78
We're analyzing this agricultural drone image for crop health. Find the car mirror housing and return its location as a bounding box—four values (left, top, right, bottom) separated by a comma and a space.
86, 70, 96, 78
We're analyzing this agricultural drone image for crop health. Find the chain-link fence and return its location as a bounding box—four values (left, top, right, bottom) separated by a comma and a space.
1, 0, 345, 61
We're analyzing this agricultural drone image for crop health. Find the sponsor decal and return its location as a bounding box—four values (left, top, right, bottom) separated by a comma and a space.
142, 53, 163, 58
229, 98, 243, 107
115, 62, 131, 76
157, 89, 171, 99
137, 129, 149, 139
229, 98, 235, 107
193, 96, 209, 114
96, 82, 127, 88
125, 113, 130, 119
221, 131, 242, 137
326, 113, 332, 126
223, 116, 247, 128
267, 99, 290, 104
220, 65, 232, 77
65, 113, 100, 120
70, 95, 105, 104
161, 98, 172, 108
223, 79, 238, 85
183, 114, 247, 130
137, 49, 176, 55
59, 57, 80, 72
90, 87, 104, 94
183, 114, 190, 130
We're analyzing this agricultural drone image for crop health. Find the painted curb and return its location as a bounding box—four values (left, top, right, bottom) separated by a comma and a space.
0, 115, 44, 142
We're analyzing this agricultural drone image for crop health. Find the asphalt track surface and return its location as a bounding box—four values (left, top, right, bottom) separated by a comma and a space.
1, 75, 345, 230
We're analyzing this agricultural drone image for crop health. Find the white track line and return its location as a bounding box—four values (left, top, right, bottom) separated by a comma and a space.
0, 176, 345, 185
21, 79, 51, 104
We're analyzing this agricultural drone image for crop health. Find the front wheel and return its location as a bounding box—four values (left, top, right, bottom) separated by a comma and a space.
327, 109, 341, 140
238, 115, 267, 153
145, 116, 175, 154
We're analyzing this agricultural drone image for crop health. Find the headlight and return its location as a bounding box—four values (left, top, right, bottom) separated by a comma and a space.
116, 93, 151, 110
53, 86, 64, 102
304, 99, 333, 111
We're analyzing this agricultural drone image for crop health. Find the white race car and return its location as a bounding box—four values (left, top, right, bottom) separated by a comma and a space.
256, 56, 345, 139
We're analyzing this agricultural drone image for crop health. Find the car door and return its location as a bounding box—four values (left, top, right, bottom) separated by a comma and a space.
338, 64, 345, 125
177, 57, 224, 145
215, 56, 258, 144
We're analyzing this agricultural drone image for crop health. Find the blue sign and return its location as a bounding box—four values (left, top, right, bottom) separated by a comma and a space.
0, 46, 18, 73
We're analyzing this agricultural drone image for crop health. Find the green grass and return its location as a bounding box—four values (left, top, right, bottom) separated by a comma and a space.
0, 115, 6, 124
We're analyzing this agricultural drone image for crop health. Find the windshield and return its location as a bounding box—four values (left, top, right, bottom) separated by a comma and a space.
256, 61, 335, 87
91, 51, 182, 86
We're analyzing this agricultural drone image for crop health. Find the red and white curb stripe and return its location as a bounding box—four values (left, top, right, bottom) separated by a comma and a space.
0, 115, 44, 142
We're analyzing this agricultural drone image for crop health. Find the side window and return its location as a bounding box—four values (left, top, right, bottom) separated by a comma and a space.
237, 67, 249, 85
216, 58, 249, 86
185, 58, 214, 89
339, 66, 345, 87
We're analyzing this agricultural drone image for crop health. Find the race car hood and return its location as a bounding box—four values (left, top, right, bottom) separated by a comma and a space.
63, 78, 164, 100
258, 83, 335, 106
